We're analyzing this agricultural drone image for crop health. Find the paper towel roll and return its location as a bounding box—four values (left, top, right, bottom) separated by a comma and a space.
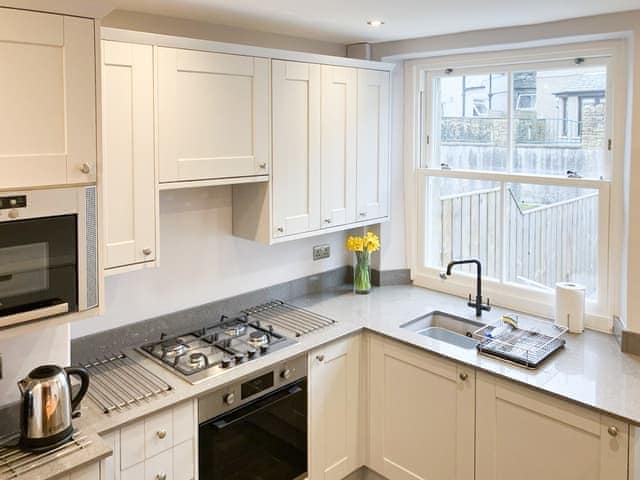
555, 282, 586, 333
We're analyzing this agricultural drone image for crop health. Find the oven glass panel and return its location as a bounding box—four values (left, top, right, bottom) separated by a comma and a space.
241, 372, 274, 400
200, 379, 307, 480
0, 215, 77, 316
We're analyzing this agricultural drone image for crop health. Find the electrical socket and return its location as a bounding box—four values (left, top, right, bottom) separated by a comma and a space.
313, 244, 330, 261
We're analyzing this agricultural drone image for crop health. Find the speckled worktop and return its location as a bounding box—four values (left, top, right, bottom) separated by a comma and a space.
25, 285, 640, 479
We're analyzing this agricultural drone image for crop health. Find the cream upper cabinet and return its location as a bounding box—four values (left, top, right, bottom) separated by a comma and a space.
0, 8, 96, 190
356, 69, 390, 221
271, 60, 321, 237
156, 47, 269, 183
368, 335, 475, 480
320, 65, 357, 229
476, 372, 628, 480
309, 334, 362, 480
102, 41, 156, 270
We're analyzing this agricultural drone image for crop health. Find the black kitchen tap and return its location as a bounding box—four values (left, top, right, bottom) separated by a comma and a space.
441, 259, 491, 317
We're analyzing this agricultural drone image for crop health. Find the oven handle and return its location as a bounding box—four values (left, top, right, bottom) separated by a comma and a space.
210, 383, 304, 431
0, 302, 69, 328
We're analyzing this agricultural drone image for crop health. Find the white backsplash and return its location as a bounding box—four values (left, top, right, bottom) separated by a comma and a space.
0, 324, 70, 406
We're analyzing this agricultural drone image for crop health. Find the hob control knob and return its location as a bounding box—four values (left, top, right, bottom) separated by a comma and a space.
221, 357, 233, 368
224, 392, 236, 405
247, 347, 257, 358
281, 368, 292, 380
260, 344, 269, 354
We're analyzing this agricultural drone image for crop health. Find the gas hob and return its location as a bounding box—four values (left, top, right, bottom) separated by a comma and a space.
138, 314, 296, 384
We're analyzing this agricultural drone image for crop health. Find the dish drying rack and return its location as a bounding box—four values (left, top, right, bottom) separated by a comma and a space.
473, 318, 567, 369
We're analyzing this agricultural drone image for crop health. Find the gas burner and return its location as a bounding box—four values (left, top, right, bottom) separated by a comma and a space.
189, 352, 209, 369
247, 331, 269, 347
162, 342, 187, 357
224, 323, 247, 337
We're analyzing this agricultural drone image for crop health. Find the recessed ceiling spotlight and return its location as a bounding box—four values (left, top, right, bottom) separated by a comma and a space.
367, 19, 385, 27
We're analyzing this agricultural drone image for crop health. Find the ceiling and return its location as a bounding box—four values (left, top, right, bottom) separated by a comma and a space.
111, 0, 640, 44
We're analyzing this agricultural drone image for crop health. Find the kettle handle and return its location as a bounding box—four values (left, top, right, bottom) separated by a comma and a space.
64, 366, 90, 412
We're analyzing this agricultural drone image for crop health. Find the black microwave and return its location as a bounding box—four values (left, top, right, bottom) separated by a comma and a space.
0, 186, 98, 328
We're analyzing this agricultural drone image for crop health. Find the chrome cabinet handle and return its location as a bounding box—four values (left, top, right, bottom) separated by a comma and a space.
316, 355, 325, 362
324, 219, 332, 224
608, 426, 618, 437
156, 429, 167, 439
276, 227, 284, 233
259, 162, 267, 169
80, 163, 92, 174
359, 212, 367, 217
143, 248, 153, 256
156, 473, 166, 480
459, 372, 468, 381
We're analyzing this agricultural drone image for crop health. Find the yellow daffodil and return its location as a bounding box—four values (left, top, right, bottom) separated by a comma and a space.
346, 232, 380, 253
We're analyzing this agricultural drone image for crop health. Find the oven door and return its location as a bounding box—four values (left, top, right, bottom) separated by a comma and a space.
0, 215, 77, 325
199, 378, 307, 480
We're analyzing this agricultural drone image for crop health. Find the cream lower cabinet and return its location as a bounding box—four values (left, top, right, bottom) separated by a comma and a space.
476, 372, 628, 480
309, 334, 362, 480
157, 47, 269, 183
57, 462, 100, 480
99, 400, 197, 480
102, 40, 157, 270
368, 335, 475, 480
0, 8, 96, 190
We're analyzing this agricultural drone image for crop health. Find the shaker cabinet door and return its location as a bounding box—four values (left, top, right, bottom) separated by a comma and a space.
271, 60, 321, 237
368, 335, 475, 480
0, 9, 96, 190
102, 40, 156, 269
356, 69, 390, 222
320, 65, 357, 229
157, 47, 269, 183
476, 372, 628, 480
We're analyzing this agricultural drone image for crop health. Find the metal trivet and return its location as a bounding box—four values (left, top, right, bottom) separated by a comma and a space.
84, 352, 172, 414
0, 431, 91, 479
242, 300, 336, 337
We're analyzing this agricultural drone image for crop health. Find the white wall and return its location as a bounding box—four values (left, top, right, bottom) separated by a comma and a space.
71, 187, 351, 338
372, 10, 640, 332
0, 324, 70, 405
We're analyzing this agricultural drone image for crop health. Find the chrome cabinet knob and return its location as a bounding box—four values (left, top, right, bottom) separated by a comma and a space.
224, 392, 236, 405
316, 355, 325, 362
259, 162, 267, 169
324, 219, 331, 224
156, 473, 166, 480
359, 212, 367, 217
608, 426, 618, 437
143, 248, 152, 256
156, 429, 167, 439
276, 227, 284, 233
79, 163, 92, 174
459, 372, 468, 381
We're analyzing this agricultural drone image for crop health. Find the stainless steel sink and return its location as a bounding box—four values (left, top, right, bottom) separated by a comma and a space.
400, 311, 484, 349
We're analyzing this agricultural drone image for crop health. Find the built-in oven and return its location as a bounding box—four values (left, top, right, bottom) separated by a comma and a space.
198, 355, 307, 480
0, 186, 98, 328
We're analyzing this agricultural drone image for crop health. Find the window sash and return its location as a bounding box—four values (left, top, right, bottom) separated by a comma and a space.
415, 168, 611, 327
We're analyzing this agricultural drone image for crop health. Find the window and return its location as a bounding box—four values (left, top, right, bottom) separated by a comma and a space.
412, 46, 619, 327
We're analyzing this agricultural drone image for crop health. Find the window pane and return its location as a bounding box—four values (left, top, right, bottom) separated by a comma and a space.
512, 67, 607, 177
436, 73, 508, 171
504, 183, 598, 298
425, 177, 501, 278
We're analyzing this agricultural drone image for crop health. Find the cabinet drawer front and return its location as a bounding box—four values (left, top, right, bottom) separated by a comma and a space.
145, 409, 174, 458
120, 419, 145, 469
121, 462, 144, 480
173, 439, 195, 480
146, 451, 173, 480
157, 47, 268, 183
69, 462, 100, 480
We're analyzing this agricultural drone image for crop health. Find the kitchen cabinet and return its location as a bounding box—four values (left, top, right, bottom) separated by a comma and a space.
156, 47, 269, 184
356, 69, 390, 221
58, 462, 101, 480
320, 65, 357, 229
476, 371, 628, 480
368, 335, 475, 480
233, 62, 391, 243
308, 334, 362, 480
102, 40, 157, 270
100, 400, 196, 480
0, 8, 96, 190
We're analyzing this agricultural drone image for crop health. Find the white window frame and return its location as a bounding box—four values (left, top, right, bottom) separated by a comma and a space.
404, 40, 628, 331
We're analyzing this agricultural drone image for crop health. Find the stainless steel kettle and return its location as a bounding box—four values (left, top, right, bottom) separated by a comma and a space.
17, 365, 90, 452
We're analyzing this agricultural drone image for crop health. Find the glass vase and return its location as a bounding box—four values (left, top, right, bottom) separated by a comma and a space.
354, 251, 372, 294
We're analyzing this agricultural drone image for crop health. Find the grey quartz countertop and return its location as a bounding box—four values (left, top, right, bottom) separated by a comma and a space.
22, 284, 640, 479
